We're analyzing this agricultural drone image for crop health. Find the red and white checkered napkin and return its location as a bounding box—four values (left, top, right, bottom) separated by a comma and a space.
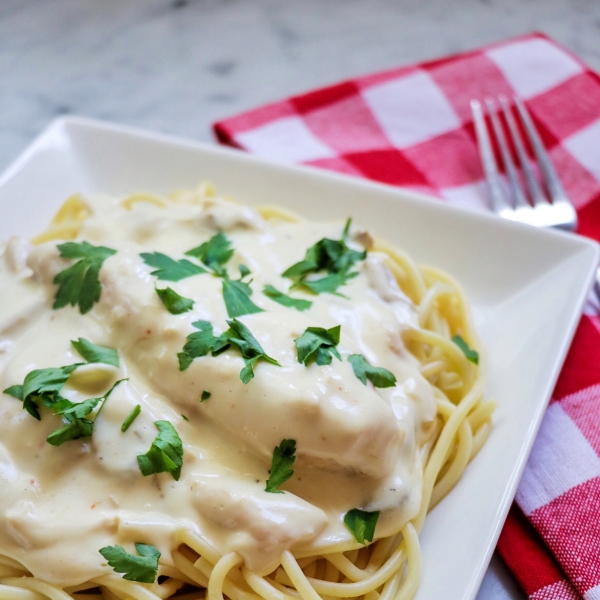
214, 33, 600, 600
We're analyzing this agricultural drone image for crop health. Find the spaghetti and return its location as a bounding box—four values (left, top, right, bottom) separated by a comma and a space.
0, 185, 492, 600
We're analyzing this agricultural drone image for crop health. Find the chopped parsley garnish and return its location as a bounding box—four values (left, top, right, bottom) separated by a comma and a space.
348, 354, 396, 388
178, 318, 280, 384
184, 232, 234, 274
222, 277, 263, 318
200, 391, 211, 402
178, 320, 220, 371
143, 234, 262, 318
3, 364, 81, 420
188, 234, 264, 318
294, 326, 341, 366
121, 404, 141, 432
47, 379, 127, 446
137, 420, 184, 481
262, 285, 312, 311
265, 439, 296, 493
452, 335, 479, 365
155, 287, 194, 314
99, 543, 161, 583
53, 241, 117, 314
181, 414, 189, 421
140, 252, 206, 281
343, 509, 379, 544
71, 338, 120, 367
300, 270, 359, 296
222, 319, 280, 383
282, 219, 366, 295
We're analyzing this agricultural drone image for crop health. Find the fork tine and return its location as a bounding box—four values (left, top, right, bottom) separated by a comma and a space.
470, 99, 511, 214
499, 96, 546, 207
513, 97, 568, 203
485, 98, 529, 209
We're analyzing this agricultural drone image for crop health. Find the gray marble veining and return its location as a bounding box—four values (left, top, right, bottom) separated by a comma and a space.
2, 1, 600, 597
2, 0, 600, 172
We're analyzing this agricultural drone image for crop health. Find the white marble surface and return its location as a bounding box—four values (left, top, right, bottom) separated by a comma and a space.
3, 1, 600, 597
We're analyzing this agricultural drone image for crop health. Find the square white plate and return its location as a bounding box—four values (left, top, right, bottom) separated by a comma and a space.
1, 117, 598, 600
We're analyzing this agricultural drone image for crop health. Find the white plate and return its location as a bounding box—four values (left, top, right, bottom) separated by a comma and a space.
1, 117, 598, 600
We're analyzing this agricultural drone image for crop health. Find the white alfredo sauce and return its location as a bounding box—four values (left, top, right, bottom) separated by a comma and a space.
0, 194, 436, 586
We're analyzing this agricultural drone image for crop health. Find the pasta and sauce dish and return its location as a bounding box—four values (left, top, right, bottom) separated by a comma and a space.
0, 185, 493, 600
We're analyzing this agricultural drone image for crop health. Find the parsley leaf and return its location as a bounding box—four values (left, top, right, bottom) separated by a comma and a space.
343, 509, 379, 545
53, 241, 117, 314
140, 252, 207, 281
452, 335, 479, 365
178, 320, 220, 371
47, 378, 127, 446
282, 219, 366, 295
3, 385, 23, 401
184, 233, 262, 318
121, 404, 141, 432
178, 319, 280, 383
201, 391, 211, 402
137, 420, 184, 481
99, 543, 161, 583
185, 232, 234, 272
348, 354, 397, 388
155, 287, 194, 314
262, 285, 312, 311
294, 326, 341, 366
265, 439, 296, 493
222, 278, 263, 318
221, 319, 280, 383
47, 415, 94, 446
4, 364, 81, 420
71, 338, 120, 367
297, 270, 359, 297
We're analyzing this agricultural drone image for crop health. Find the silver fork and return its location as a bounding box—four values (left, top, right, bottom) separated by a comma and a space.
470, 96, 577, 231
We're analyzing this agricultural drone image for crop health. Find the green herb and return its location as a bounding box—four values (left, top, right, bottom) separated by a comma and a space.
348, 354, 396, 388
200, 391, 211, 402
343, 509, 379, 544
178, 320, 220, 371
121, 404, 141, 432
178, 318, 280, 383
185, 232, 234, 272
294, 326, 341, 366
220, 319, 280, 383
184, 233, 262, 318
71, 338, 120, 367
452, 335, 479, 365
282, 219, 366, 295
4, 364, 81, 420
3, 385, 23, 401
47, 413, 94, 446
222, 278, 263, 318
265, 439, 296, 493
53, 241, 117, 314
140, 252, 206, 281
99, 543, 161, 584
47, 379, 127, 446
155, 287, 194, 314
262, 285, 312, 311
299, 270, 359, 297
181, 414, 189, 421
137, 421, 184, 481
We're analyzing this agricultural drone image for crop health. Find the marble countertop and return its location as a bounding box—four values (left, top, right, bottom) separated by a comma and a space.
3, 1, 600, 597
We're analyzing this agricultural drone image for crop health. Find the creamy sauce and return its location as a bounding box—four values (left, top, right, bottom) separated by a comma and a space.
0, 195, 436, 585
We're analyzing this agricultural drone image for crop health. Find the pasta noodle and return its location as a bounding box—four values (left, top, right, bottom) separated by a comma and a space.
0, 184, 491, 600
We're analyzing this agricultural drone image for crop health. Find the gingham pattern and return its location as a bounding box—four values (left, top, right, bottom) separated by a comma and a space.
214, 33, 600, 600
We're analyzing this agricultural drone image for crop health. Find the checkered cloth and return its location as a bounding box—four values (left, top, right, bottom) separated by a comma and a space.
213, 33, 600, 600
